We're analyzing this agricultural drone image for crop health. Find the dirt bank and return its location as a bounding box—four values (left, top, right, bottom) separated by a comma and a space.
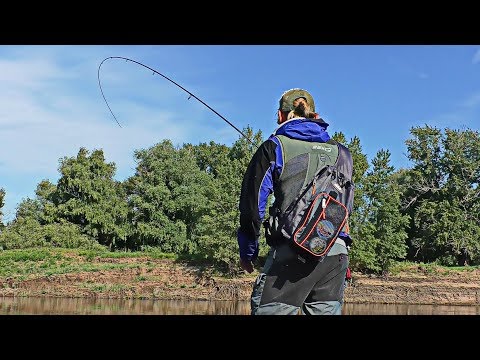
1, 257, 480, 305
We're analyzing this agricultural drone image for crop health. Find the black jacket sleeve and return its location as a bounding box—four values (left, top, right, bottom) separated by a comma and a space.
238, 139, 278, 241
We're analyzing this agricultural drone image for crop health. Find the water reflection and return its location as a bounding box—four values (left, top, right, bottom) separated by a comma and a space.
0, 297, 251, 315
1, 297, 480, 315
342, 303, 480, 315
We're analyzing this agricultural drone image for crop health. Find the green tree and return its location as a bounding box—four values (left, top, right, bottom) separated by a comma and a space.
14, 180, 59, 225
332, 133, 373, 271
362, 149, 409, 273
125, 140, 209, 253
55, 147, 129, 249
0, 210, 103, 250
193, 127, 265, 273
0, 217, 47, 249
440, 128, 480, 265
403, 126, 480, 265
402, 125, 444, 262
0, 188, 5, 229
3, 165, 113, 251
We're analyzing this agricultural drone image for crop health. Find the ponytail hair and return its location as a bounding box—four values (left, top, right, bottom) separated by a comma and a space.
286, 98, 318, 120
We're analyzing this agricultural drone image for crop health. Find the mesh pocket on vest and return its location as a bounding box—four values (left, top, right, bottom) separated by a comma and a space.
292, 192, 348, 257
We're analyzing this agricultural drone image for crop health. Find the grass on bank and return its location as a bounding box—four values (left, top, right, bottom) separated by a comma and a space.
2, 247, 480, 282
388, 261, 480, 276
0, 247, 178, 281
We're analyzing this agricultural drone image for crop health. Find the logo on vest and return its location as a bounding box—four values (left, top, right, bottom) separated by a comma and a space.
316, 219, 335, 240
312, 145, 332, 152
308, 237, 327, 254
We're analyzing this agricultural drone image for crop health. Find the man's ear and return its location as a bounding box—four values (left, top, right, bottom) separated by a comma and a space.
277, 110, 286, 124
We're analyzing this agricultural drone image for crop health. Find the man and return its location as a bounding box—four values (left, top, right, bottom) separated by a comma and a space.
237, 88, 354, 315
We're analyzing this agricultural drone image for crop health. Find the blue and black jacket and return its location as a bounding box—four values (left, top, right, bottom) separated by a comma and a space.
237, 117, 347, 261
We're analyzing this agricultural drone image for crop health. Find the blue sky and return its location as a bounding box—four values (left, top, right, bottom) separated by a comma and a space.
1, 45, 480, 223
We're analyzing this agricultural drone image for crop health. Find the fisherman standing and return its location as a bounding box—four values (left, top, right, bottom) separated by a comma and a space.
237, 88, 354, 315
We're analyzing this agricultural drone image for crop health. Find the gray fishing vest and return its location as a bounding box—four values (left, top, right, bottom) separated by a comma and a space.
265, 134, 354, 255
272, 134, 340, 213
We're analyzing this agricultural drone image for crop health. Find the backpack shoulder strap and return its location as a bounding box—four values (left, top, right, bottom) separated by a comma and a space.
335, 142, 353, 179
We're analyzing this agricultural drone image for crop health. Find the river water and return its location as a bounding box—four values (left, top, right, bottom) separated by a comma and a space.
1, 297, 480, 315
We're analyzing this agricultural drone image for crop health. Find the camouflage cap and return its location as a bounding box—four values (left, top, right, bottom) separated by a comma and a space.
279, 88, 316, 113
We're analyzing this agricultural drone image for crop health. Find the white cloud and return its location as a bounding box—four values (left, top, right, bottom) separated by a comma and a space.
0, 46, 238, 222
473, 49, 480, 64
425, 92, 480, 130
459, 92, 480, 108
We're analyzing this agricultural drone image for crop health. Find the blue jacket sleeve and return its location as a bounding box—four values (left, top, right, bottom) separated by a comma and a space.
237, 229, 259, 261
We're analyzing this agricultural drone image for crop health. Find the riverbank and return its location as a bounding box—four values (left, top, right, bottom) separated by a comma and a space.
1, 248, 480, 305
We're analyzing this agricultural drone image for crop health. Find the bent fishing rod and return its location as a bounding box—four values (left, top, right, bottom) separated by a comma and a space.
97, 56, 254, 145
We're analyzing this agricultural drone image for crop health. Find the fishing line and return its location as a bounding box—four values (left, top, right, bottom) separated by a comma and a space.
97, 56, 254, 145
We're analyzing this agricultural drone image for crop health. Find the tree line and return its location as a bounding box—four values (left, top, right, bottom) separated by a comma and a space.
1, 125, 479, 274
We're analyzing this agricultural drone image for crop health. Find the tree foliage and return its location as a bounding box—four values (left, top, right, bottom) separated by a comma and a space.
125, 139, 210, 253
0, 215, 104, 250
54, 148, 130, 249
403, 126, 480, 265
332, 132, 374, 271
192, 127, 265, 273
3, 122, 480, 274
0, 188, 5, 229
358, 149, 409, 272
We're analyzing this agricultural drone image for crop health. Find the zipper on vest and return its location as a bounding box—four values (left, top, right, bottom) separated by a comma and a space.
320, 194, 327, 219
